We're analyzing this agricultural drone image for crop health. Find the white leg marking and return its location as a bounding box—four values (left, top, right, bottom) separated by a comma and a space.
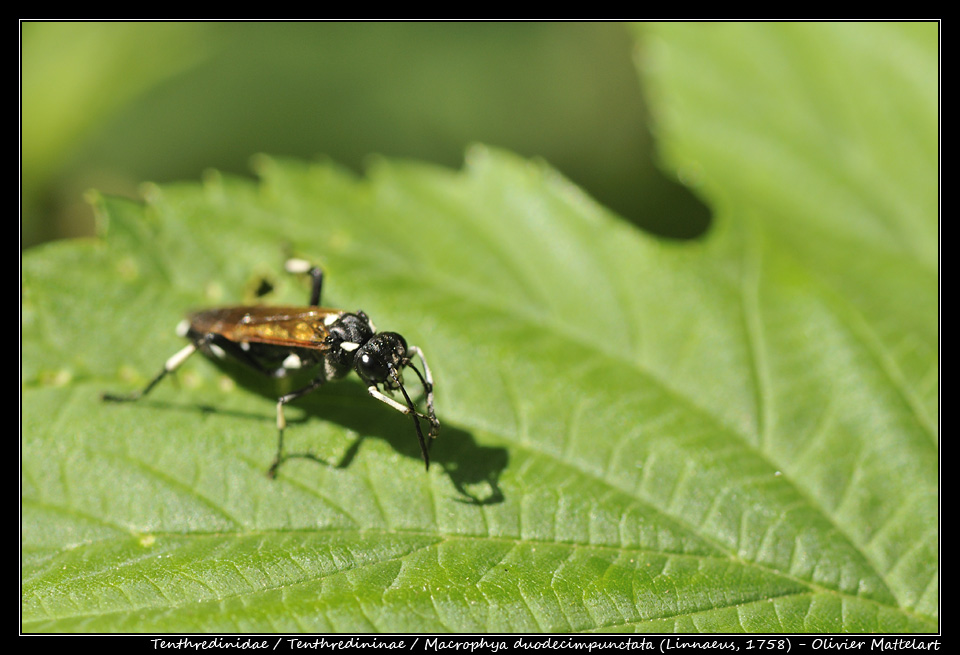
406, 345, 439, 437
165, 344, 197, 371
368, 386, 434, 421
368, 386, 411, 414
407, 346, 434, 387
284, 258, 313, 274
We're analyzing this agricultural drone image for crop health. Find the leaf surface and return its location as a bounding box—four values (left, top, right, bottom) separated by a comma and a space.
22, 22, 937, 633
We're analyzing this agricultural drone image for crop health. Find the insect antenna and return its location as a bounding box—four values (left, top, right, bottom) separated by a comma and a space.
390, 367, 430, 470
404, 362, 438, 446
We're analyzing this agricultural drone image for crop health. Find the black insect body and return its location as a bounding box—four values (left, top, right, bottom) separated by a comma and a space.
103, 260, 439, 476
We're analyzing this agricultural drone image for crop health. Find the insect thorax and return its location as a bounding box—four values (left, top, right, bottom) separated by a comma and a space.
324, 312, 376, 369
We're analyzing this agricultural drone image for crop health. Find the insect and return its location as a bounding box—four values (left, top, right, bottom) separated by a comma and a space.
103, 259, 440, 476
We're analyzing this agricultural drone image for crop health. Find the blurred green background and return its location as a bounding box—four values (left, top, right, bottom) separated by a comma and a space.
21, 21, 710, 249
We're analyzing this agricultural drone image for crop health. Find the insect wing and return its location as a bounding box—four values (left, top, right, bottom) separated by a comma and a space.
189, 306, 343, 350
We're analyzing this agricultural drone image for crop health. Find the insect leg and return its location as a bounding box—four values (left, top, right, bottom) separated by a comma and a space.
284, 258, 324, 307
101, 338, 204, 403
366, 386, 436, 423
405, 345, 439, 438
268, 375, 327, 478
367, 378, 436, 471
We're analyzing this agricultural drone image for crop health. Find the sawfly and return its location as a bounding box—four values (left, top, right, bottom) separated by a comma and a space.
103, 259, 439, 477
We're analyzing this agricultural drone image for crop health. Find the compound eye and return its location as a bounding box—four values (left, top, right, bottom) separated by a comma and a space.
356, 351, 390, 383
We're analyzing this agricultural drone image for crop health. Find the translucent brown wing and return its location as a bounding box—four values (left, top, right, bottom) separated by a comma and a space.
188, 306, 344, 350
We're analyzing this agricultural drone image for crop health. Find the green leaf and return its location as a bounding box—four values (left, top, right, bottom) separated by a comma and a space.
22, 23, 936, 633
